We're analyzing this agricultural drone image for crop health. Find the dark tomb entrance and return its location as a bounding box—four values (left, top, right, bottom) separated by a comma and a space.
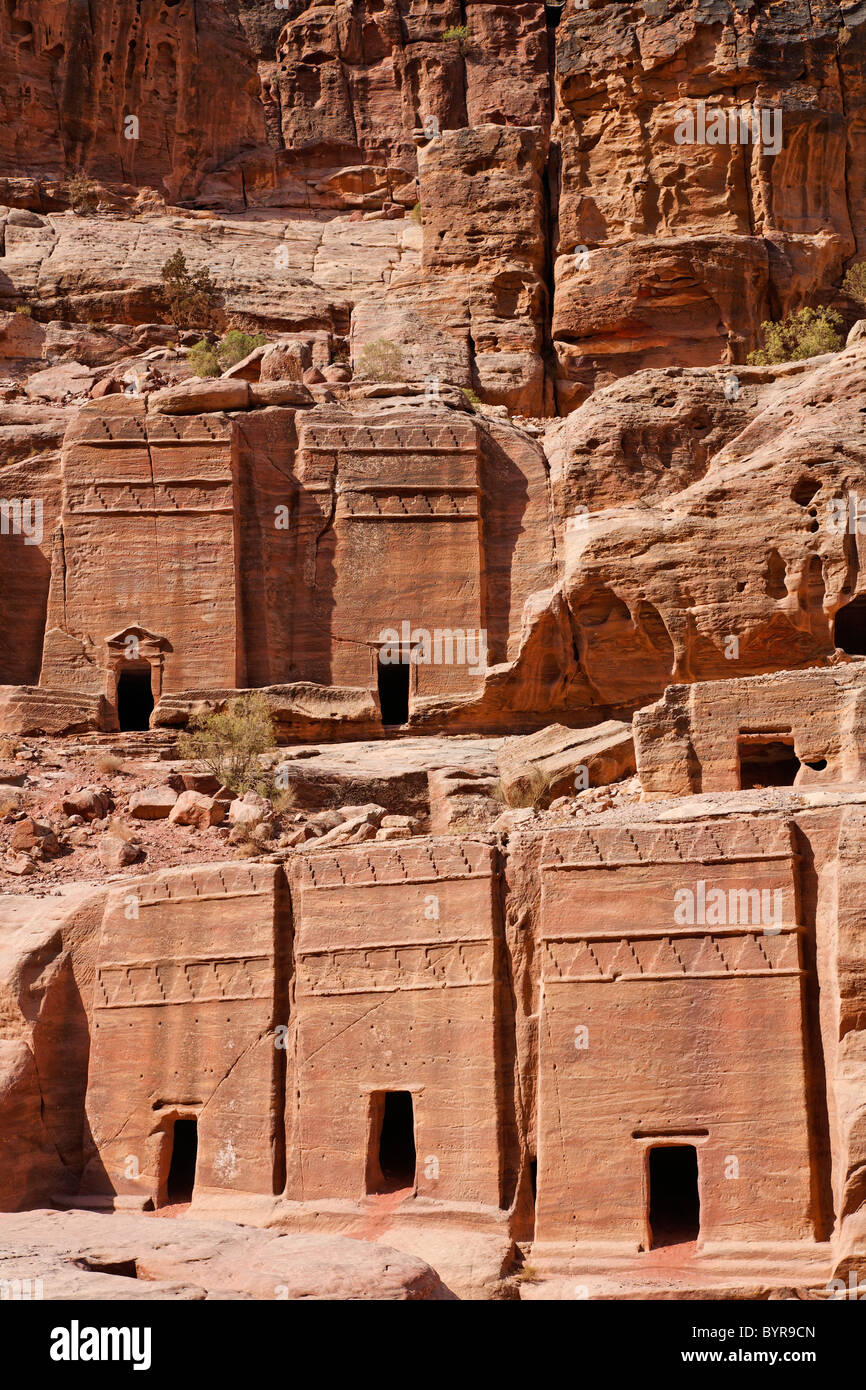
116, 664, 154, 731
367, 1091, 416, 1193
166, 1118, 198, 1205
738, 736, 800, 789
834, 594, 866, 656
648, 1144, 700, 1248
377, 653, 410, 727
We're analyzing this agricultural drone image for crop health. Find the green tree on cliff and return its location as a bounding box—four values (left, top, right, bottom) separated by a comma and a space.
160, 250, 222, 331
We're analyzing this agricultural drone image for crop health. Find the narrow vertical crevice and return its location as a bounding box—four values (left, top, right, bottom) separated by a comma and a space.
791, 824, 836, 1241
271, 869, 292, 1195
541, 155, 559, 414
493, 842, 522, 1219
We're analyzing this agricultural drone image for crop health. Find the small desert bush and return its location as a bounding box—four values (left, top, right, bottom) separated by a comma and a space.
177, 692, 277, 796
747, 305, 843, 365
15, 304, 32, 317
270, 785, 298, 817
356, 337, 404, 382
462, 386, 481, 410
216, 329, 267, 369
409, 202, 423, 224
0, 738, 18, 760
160, 250, 222, 331
442, 24, 469, 49
843, 262, 866, 304
96, 754, 124, 776
188, 329, 267, 377
494, 767, 559, 811
65, 169, 98, 215
187, 339, 221, 378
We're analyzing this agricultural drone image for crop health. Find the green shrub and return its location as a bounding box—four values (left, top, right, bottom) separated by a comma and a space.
177, 692, 277, 796
14, 304, 32, 317
843, 262, 866, 304
187, 339, 221, 378
188, 330, 268, 377
442, 24, 469, 49
356, 337, 404, 382
216, 329, 267, 370
409, 202, 423, 224
746, 306, 843, 365
160, 250, 221, 331
462, 386, 481, 410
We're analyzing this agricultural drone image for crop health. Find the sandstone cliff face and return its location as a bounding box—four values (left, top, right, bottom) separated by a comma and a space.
0, 793, 862, 1296
0, 0, 266, 202
558, 344, 866, 707
4, 2, 866, 406
551, 0, 866, 405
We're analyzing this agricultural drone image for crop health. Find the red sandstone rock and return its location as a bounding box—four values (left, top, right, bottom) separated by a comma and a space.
168, 791, 226, 830
551, 0, 866, 407
394, 124, 551, 414
148, 379, 250, 415
0, 310, 45, 359
97, 834, 143, 872
61, 789, 112, 822
259, 343, 307, 382
227, 793, 272, 829
3, 854, 35, 877
497, 720, 635, 808
10, 817, 59, 858
128, 787, 179, 820
0, 1208, 450, 1300
0, 1, 266, 204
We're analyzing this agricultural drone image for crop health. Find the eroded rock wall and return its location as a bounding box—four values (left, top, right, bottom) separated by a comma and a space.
0, 804, 860, 1288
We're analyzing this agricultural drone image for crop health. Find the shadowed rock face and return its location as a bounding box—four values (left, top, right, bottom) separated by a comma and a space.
0, 0, 267, 202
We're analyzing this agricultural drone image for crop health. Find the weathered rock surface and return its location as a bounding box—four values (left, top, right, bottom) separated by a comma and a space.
0, 1208, 451, 1299
551, 0, 866, 406
0, 0, 266, 204
497, 720, 635, 807
128, 786, 178, 820
0, 794, 861, 1298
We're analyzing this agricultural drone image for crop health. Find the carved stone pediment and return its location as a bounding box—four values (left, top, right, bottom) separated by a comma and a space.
105, 627, 171, 658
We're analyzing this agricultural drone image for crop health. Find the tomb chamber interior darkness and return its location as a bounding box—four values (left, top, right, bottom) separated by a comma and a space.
165, 1119, 198, 1207
0, 0, 865, 1322
115, 665, 155, 733
648, 1146, 701, 1250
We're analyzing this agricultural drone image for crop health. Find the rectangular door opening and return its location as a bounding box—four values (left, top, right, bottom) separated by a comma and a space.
116, 663, 155, 731
367, 1091, 416, 1194
166, 1118, 198, 1206
738, 736, 800, 789
648, 1144, 700, 1249
377, 653, 410, 727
